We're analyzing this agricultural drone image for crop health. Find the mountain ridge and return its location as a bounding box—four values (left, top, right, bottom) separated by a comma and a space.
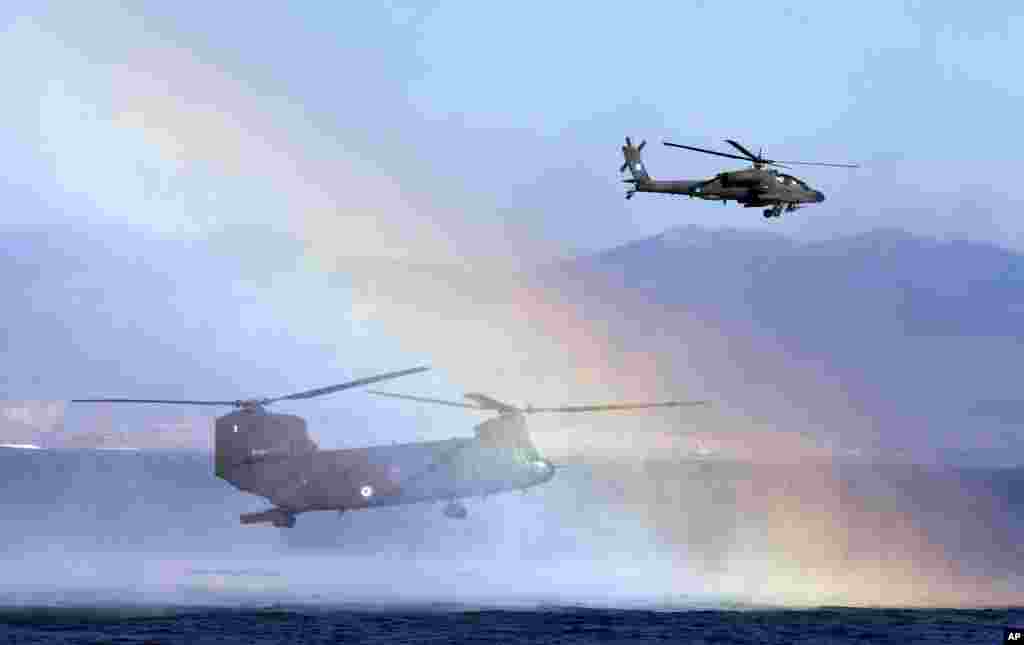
4, 225, 1023, 463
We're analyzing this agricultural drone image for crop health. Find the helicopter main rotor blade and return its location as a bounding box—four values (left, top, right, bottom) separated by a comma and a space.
367, 390, 483, 409
663, 142, 752, 163
723, 139, 760, 161
72, 398, 239, 406
260, 366, 430, 404
771, 160, 860, 168
462, 393, 519, 412
371, 390, 709, 416
527, 400, 710, 413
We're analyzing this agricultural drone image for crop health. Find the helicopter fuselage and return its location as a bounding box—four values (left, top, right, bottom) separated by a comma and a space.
226, 436, 555, 511
214, 409, 555, 526
635, 168, 825, 207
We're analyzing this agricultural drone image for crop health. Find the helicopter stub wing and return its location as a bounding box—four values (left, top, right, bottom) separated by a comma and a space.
675, 177, 720, 195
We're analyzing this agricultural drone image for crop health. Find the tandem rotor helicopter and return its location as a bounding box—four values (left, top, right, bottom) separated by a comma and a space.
620, 136, 859, 218
73, 367, 707, 528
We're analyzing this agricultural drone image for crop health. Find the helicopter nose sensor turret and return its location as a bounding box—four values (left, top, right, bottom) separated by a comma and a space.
532, 459, 556, 484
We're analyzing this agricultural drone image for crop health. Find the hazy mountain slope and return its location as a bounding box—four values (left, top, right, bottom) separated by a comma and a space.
551, 225, 1024, 464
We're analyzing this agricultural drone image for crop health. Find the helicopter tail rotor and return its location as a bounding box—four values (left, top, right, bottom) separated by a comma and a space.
621, 137, 650, 195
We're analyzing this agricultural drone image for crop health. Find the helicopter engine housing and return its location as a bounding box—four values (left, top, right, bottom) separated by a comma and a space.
474, 413, 529, 447
215, 409, 317, 482
719, 169, 762, 188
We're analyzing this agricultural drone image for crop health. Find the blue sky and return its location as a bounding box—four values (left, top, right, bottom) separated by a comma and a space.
6, 2, 1022, 251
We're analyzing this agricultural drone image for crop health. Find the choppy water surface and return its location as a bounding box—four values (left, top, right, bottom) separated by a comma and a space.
1, 606, 1022, 644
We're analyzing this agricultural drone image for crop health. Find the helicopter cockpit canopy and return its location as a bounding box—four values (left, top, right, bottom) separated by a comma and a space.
776, 173, 810, 189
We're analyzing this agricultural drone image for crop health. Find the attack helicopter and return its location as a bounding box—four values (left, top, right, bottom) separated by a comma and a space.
620, 136, 858, 218
73, 368, 706, 528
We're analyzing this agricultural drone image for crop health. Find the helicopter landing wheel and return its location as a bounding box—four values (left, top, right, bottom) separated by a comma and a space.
272, 512, 296, 528
443, 500, 468, 519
